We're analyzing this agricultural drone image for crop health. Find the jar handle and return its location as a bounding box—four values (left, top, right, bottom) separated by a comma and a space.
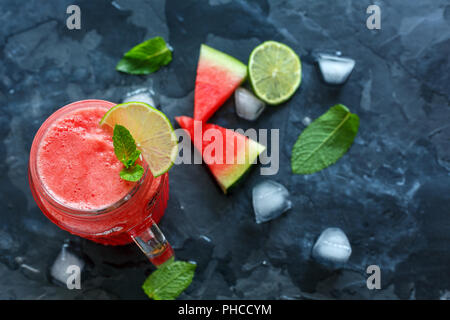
128, 219, 174, 267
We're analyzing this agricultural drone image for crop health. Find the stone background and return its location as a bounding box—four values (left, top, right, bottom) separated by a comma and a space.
0, 0, 449, 299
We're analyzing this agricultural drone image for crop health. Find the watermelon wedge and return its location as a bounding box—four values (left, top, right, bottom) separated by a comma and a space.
194, 45, 247, 122
175, 116, 265, 193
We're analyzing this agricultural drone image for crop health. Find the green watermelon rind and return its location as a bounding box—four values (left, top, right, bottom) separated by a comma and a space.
200, 44, 248, 80
216, 139, 266, 194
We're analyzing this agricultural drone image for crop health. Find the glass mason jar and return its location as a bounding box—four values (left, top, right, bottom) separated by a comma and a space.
28, 100, 173, 266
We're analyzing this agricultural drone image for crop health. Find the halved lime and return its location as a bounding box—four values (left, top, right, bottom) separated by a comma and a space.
248, 41, 301, 105
100, 102, 178, 177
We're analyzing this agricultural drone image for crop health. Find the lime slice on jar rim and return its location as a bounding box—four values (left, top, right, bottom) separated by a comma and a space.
100, 101, 178, 177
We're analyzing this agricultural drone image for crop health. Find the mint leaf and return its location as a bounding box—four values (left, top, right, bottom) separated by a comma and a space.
125, 149, 141, 168
120, 164, 144, 182
291, 104, 359, 174
116, 36, 172, 75
113, 124, 144, 181
142, 260, 196, 300
113, 125, 139, 168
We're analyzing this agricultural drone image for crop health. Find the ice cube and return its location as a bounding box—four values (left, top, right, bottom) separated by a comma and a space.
440, 290, 450, 300
252, 180, 292, 224
317, 53, 355, 85
312, 228, 352, 264
122, 88, 157, 107
50, 243, 85, 285
234, 87, 266, 121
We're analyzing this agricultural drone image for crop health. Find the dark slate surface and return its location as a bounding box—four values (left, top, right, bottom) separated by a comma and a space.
0, 0, 449, 300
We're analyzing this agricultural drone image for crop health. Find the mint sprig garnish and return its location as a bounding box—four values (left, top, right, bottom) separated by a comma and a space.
113, 124, 144, 182
291, 104, 359, 174
116, 36, 172, 75
142, 260, 196, 300
119, 165, 144, 182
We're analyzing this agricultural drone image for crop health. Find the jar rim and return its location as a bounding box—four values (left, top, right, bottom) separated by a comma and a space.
28, 99, 160, 218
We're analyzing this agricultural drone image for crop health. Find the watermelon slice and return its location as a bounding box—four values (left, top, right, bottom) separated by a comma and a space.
194, 45, 247, 122
175, 116, 265, 193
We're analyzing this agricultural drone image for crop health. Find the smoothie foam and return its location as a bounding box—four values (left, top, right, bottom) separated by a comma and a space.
37, 105, 135, 210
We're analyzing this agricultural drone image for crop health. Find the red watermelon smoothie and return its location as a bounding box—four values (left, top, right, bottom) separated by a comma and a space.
29, 100, 173, 266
